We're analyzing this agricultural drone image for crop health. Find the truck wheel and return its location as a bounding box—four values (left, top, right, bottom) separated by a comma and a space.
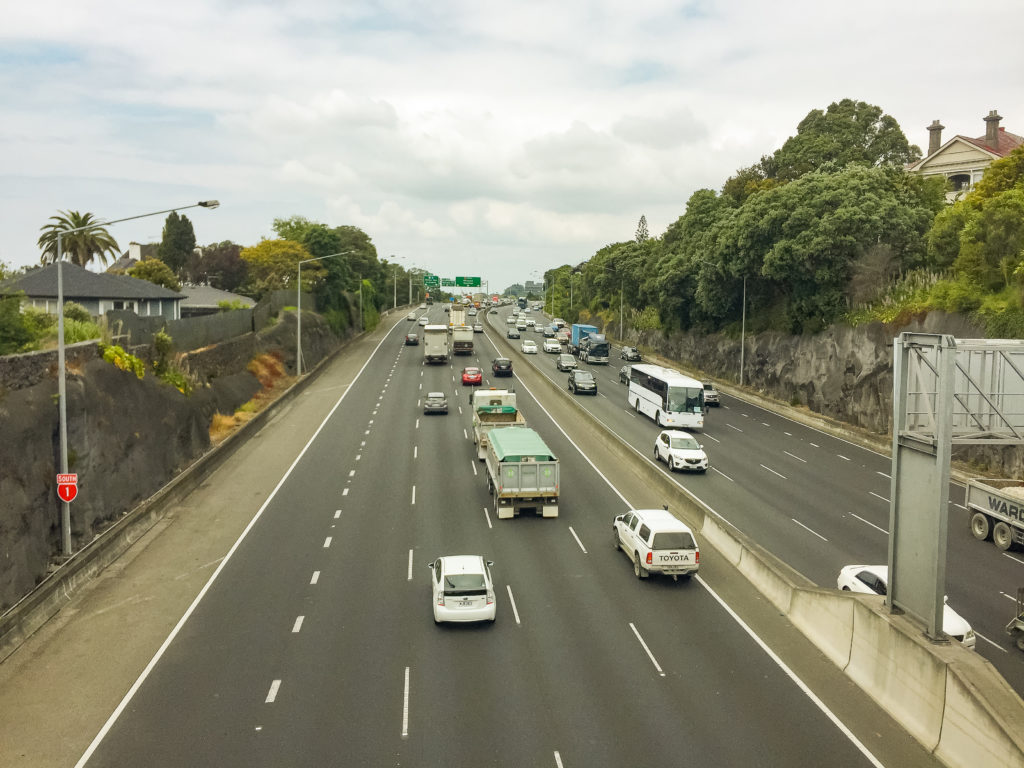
993, 522, 1013, 551
633, 552, 647, 579
970, 512, 992, 541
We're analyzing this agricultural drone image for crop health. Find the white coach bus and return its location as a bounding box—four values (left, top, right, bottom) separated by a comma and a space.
627, 364, 705, 430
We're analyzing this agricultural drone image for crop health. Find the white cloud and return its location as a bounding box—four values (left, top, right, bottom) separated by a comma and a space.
1, 0, 1022, 290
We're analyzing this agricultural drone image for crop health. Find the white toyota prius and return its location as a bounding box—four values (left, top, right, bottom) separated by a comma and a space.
429, 555, 496, 624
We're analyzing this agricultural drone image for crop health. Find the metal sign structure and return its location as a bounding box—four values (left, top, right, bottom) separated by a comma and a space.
423, 274, 439, 287
455, 276, 481, 287
889, 334, 1024, 642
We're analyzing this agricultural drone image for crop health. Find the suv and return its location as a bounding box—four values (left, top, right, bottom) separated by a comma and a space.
423, 392, 448, 415
613, 508, 699, 581
568, 369, 597, 395
492, 357, 513, 377
702, 381, 720, 407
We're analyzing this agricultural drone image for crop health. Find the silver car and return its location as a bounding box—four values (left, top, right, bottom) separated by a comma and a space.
423, 391, 448, 415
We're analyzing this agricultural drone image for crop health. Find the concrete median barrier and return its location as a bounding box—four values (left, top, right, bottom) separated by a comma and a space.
788, 587, 855, 669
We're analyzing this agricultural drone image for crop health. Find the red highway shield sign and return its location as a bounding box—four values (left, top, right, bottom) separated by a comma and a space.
57, 473, 78, 503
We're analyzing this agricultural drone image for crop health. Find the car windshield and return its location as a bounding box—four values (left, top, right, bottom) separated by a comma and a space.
669, 436, 700, 450
444, 573, 486, 595
651, 532, 696, 550
574, 372, 594, 381
427, 392, 445, 400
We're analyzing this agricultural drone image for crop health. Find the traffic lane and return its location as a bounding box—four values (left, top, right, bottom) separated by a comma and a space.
83, 350, 411, 765
480, 449, 885, 766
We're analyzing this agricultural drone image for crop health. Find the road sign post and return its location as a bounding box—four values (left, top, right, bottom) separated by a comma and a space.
57, 473, 78, 503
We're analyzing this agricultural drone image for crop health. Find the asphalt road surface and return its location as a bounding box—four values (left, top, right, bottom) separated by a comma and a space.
74, 306, 942, 767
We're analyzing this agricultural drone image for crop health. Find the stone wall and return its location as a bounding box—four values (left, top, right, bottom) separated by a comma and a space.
630, 311, 1023, 476
0, 311, 341, 612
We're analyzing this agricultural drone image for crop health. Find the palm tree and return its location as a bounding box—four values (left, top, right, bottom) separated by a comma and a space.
38, 211, 120, 268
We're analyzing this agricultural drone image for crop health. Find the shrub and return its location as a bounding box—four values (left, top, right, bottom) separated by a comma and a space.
0, 295, 36, 354
62, 318, 103, 344
98, 343, 145, 379
62, 301, 92, 323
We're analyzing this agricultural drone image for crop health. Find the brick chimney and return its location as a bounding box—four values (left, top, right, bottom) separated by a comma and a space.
984, 110, 1002, 149
927, 119, 944, 155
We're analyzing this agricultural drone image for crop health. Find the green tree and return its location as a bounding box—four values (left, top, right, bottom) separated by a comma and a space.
0, 293, 35, 354
635, 215, 649, 244
187, 241, 247, 291
157, 211, 197, 274
128, 259, 182, 291
239, 239, 315, 297
38, 211, 120, 267
771, 99, 921, 181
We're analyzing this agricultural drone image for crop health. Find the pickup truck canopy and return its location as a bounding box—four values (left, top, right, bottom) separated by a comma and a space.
489, 427, 556, 462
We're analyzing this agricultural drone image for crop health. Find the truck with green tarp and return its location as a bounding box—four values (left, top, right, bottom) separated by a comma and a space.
484, 427, 559, 519
471, 389, 527, 461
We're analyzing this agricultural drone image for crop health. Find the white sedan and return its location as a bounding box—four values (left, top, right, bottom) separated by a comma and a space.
836, 565, 976, 649
429, 555, 496, 623
521, 339, 538, 354
654, 430, 708, 473
542, 339, 561, 354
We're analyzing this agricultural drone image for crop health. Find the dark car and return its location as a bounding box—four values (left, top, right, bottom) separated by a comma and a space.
619, 365, 631, 384
556, 354, 577, 372
492, 357, 513, 377
568, 369, 597, 395
620, 346, 641, 361
405, 333, 419, 346
507, 328, 520, 339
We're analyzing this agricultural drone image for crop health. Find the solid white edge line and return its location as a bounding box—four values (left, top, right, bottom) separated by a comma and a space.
1003, 552, 1024, 566
568, 525, 588, 554
265, 679, 281, 703
402, 666, 410, 739
711, 466, 734, 482
407, 549, 414, 581
74, 318, 402, 768
628, 622, 665, 677
695, 575, 885, 768
506, 584, 521, 625
975, 632, 1008, 652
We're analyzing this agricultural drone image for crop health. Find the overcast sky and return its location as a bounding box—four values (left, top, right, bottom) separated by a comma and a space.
2, 0, 1021, 293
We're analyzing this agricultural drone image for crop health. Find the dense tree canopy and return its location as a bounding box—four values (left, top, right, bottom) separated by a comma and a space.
128, 259, 181, 291
239, 239, 315, 297
183, 241, 248, 291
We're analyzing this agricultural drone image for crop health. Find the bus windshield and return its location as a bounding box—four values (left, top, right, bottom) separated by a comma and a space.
666, 386, 703, 414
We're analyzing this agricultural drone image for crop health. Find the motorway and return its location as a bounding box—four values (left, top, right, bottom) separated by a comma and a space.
492, 305, 1024, 696
73, 304, 945, 767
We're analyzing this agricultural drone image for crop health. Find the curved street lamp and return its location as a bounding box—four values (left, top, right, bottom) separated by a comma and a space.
56, 200, 220, 556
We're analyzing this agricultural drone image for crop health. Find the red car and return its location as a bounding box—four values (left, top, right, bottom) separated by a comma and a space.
461, 367, 483, 386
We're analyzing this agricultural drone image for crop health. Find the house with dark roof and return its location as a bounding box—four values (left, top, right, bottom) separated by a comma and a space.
178, 284, 255, 318
907, 109, 1024, 201
0, 262, 185, 319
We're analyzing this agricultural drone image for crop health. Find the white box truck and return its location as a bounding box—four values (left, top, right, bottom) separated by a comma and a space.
423, 325, 449, 364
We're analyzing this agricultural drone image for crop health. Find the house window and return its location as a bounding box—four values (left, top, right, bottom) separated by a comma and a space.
112, 300, 137, 312
948, 173, 972, 191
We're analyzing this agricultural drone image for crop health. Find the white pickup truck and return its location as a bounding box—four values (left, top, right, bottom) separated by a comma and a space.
471, 389, 527, 461
613, 508, 699, 581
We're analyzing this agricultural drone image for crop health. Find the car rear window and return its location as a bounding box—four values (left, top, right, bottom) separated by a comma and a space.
444, 574, 486, 595
652, 531, 696, 550
575, 372, 594, 381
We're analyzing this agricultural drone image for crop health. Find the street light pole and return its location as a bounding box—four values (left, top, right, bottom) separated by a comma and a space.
55, 200, 219, 556
297, 251, 350, 377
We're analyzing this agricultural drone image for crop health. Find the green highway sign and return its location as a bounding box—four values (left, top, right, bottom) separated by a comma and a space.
455, 276, 481, 287
423, 274, 439, 287
441, 278, 455, 286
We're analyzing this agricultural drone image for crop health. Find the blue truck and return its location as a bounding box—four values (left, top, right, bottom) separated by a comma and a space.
570, 323, 599, 355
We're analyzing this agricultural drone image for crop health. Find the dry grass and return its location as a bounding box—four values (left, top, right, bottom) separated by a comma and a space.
209, 351, 295, 444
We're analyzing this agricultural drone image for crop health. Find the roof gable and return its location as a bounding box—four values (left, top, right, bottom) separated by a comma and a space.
0, 262, 183, 301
